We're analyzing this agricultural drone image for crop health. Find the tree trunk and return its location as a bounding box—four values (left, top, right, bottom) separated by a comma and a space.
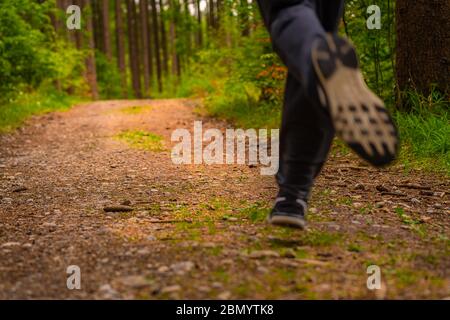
101, 0, 112, 60
80, 0, 99, 99
151, 0, 163, 92
169, 0, 179, 79
396, 0, 450, 104
140, 0, 151, 97
127, 0, 142, 98
159, 0, 169, 75
195, 0, 203, 47
115, 0, 128, 98
92, 0, 102, 51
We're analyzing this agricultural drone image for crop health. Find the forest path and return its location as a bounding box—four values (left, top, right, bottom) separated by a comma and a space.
0, 99, 448, 299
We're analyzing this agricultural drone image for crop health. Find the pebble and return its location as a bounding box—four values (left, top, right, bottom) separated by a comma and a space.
170, 261, 195, 275
249, 250, 280, 259
161, 285, 181, 294
117, 275, 150, 289
1, 242, 21, 248
353, 202, 364, 209
211, 282, 223, 289
217, 291, 232, 300
99, 284, 120, 299
157, 266, 170, 273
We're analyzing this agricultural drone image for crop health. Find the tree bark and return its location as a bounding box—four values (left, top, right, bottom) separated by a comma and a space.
159, 0, 169, 75
140, 0, 151, 96
151, 0, 163, 92
127, 0, 142, 98
195, 0, 203, 47
115, 0, 128, 97
78, 0, 99, 99
396, 0, 450, 103
101, 0, 112, 60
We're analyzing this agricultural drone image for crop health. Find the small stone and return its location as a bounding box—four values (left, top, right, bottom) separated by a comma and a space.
170, 261, 194, 275
161, 285, 181, 294
99, 284, 120, 299
118, 275, 150, 289
420, 216, 432, 223
309, 207, 318, 214
157, 266, 170, 273
211, 282, 223, 289
1, 242, 21, 248
137, 248, 150, 255
217, 291, 232, 300
146, 235, 156, 241
198, 286, 211, 293
120, 199, 132, 206
353, 202, 364, 209
256, 266, 269, 274
249, 250, 280, 259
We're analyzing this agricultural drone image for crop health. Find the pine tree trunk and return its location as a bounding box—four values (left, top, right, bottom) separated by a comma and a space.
140, 0, 151, 97
81, 0, 99, 99
101, 0, 112, 60
151, 0, 163, 92
127, 0, 142, 98
169, 0, 179, 79
115, 0, 128, 98
396, 0, 450, 104
159, 0, 169, 76
196, 0, 203, 47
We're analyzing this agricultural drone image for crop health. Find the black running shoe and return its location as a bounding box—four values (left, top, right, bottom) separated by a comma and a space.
267, 196, 307, 229
311, 33, 399, 167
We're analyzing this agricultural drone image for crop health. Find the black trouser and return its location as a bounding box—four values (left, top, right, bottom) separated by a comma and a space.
257, 0, 344, 200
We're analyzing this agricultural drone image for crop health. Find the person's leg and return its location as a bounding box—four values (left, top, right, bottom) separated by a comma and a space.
258, 0, 337, 228
269, 72, 334, 228
259, 0, 399, 171
316, 0, 344, 33
259, 0, 399, 228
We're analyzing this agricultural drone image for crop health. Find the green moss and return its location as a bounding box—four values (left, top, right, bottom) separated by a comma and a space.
119, 105, 153, 114
115, 130, 165, 152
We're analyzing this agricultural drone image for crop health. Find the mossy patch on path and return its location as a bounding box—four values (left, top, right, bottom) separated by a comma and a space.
115, 130, 165, 152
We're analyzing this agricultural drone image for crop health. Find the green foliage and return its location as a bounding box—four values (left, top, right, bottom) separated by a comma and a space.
394, 89, 450, 175
95, 51, 123, 99
0, 0, 85, 101
0, 89, 79, 133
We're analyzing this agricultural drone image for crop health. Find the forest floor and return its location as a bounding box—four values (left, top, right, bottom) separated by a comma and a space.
0, 99, 448, 299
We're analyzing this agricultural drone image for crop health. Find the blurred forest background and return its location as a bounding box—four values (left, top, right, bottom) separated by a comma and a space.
0, 0, 448, 173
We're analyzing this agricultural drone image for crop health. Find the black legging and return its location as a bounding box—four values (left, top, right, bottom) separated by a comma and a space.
257, 0, 344, 200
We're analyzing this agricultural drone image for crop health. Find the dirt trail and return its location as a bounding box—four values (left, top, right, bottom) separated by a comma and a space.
0, 99, 448, 299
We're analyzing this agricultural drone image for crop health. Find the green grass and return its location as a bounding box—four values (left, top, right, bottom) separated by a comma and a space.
0, 89, 79, 133
114, 130, 165, 152
119, 105, 153, 114
394, 91, 449, 175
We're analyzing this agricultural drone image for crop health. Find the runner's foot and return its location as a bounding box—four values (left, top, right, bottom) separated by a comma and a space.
267, 196, 307, 229
311, 33, 399, 167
